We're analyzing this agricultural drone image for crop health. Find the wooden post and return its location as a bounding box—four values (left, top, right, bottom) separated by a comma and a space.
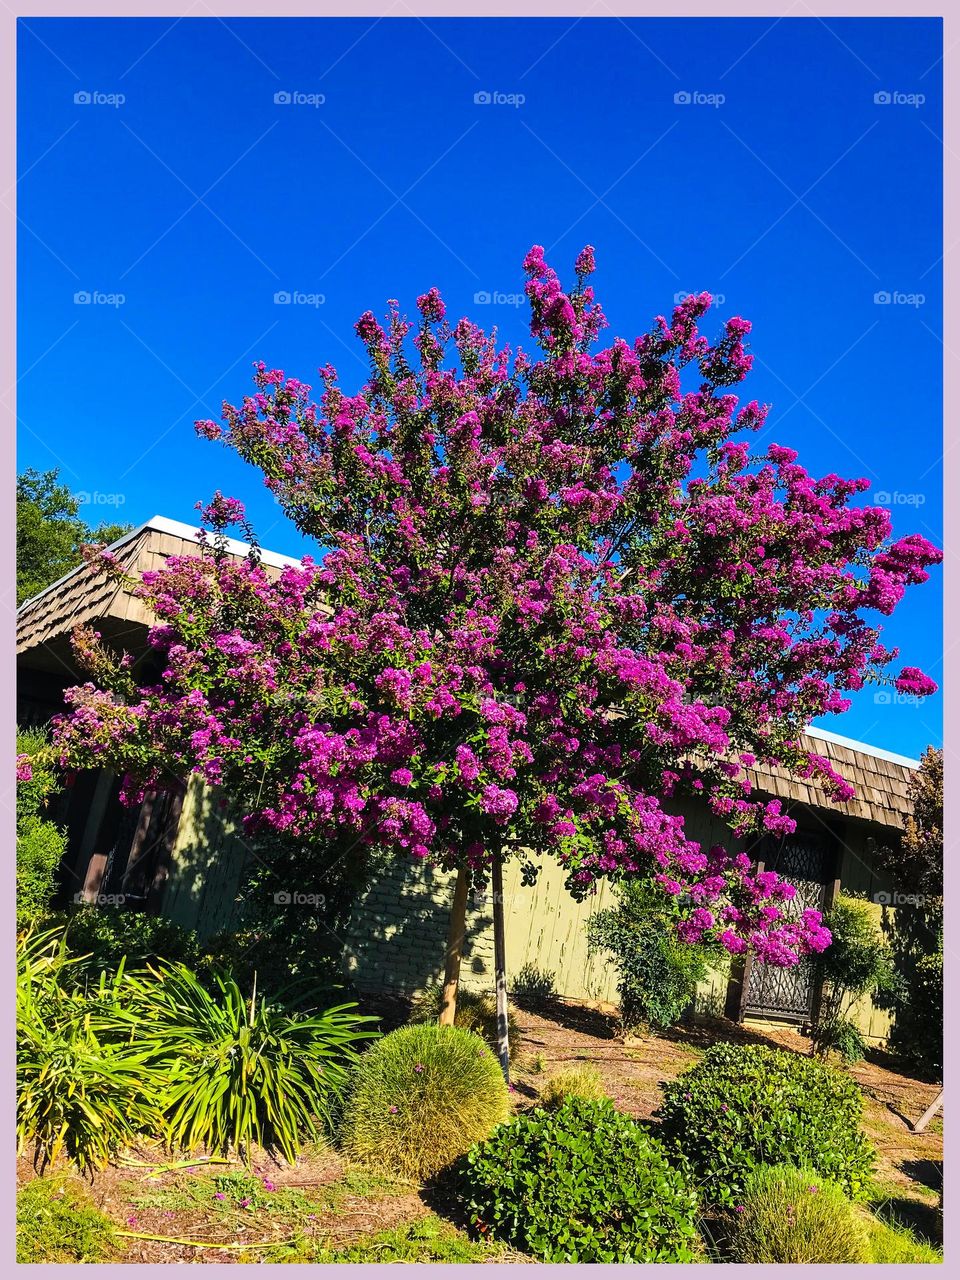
912, 1088, 943, 1134
439, 865, 469, 1026
492, 850, 510, 1083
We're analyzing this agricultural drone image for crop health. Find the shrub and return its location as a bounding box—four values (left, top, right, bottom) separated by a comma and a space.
16, 929, 167, 1172
460, 1096, 700, 1262
16, 1174, 118, 1263
511, 962, 556, 1005
656, 1042, 875, 1206
538, 1063, 607, 1109
586, 880, 721, 1031
16, 728, 67, 930
727, 1164, 870, 1263
126, 963, 377, 1161
812, 895, 895, 1059
408, 982, 521, 1059
810, 1015, 868, 1063
340, 1023, 510, 1182
64, 907, 200, 977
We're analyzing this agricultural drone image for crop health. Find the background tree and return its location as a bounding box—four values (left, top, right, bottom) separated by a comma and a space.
872, 747, 942, 1073
43, 247, 941, 1022
16, 468, 130, 605
809, 894, 896, 1062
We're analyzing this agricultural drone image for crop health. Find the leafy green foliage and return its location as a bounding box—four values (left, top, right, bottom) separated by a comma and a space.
16, 467, 130, 604
538, 1063, 607, 1109
811, 1016, 868, 1063
125, 963, 377, 1161
873, 748, 943, 1073
16, 1174, 118, 1263
408, 982, 520, 1058
460, 1096, 700, 1262
510, 962, 556, 1004
16, 727, 67, 930
727, 1164, 871, 1263
341, 1023, 510, 1182
812, 895, 894, 1058
656, 1043, 875, 1206
63, 907, 200, 977
16, 930, 167, 1172
586, 880, 721, 1031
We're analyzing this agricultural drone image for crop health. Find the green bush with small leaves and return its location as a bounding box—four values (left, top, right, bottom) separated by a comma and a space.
460, 1096, 701, 1263
16, 1175, 118, 1263
727, 1164, 871, 1263
341, 1023, 510, 1182
657, 1042, 875, 1207
16, 728, 67, 931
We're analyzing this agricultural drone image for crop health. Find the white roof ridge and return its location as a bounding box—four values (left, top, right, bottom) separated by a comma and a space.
16, 513, 303, 614
805, 723, 920, 770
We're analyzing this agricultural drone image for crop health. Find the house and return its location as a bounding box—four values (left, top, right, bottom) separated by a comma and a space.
17, 516, 917, 1044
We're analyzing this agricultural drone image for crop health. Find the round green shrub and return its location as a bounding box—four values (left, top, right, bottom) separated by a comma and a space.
408, 983, 521, 1059
728, 1164, 871, 1263
657, 1042, 875, 1207
460, 1096, 701, 1262
341, 1023, 510, 1182
538, 1063, 607, 1109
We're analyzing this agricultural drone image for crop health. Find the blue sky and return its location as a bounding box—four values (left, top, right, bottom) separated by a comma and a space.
18, 16, 942, 756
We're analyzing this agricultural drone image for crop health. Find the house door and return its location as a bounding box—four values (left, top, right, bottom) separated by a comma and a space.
740, 828, 834, 1024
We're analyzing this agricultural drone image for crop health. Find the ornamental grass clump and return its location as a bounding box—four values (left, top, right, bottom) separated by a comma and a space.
657, 1042, 875, 1206
340, 1023, 510, 1182
125, 964, 376, 1162
727, 1164, 870, 1264
460, 1096, 700, 1262
538, 1063, 607, 1109
408, 982, 520, 1058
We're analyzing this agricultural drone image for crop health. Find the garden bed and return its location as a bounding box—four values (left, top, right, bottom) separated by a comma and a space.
17, 998, 942, 1264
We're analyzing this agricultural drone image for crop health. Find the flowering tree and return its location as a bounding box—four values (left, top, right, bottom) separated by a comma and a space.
49, 246, 940, 1015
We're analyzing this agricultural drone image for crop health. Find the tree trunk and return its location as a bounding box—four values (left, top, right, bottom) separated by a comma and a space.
492, 850, 510, 1082
439, 864, 469, 1026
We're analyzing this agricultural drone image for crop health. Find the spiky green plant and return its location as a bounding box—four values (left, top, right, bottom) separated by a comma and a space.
728, 1164, 871, 1264
125, 963, 377, 1162
341, 1023, 510, 1182
538, 1063, 608, 1109
16, 929, 166, 1172
408, 982, 520, 1059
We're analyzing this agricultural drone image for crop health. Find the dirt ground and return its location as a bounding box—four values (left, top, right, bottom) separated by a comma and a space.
18, 997, 943, 1263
